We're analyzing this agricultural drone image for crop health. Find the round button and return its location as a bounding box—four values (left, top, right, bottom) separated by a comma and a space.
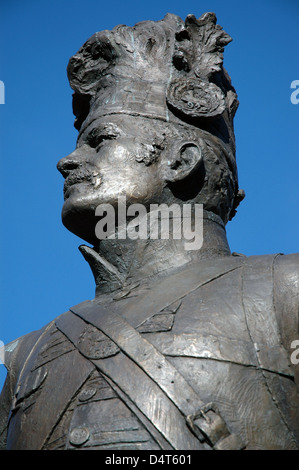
69, 427, 90, 446
78, 386, 97, 402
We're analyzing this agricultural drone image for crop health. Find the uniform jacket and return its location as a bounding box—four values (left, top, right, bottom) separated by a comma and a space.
1, 253, 298, 450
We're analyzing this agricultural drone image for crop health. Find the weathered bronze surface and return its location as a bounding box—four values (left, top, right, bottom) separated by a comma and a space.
0, 13, 298, 450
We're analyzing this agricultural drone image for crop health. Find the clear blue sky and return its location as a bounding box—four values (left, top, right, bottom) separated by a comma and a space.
0, 0, 298, 389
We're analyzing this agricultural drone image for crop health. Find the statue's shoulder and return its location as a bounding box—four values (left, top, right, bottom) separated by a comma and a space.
236, 251, 299, 284
4, 324, 50, 377
273, 253, 299, 353
0, 321, 55, 448
273, 252, 299, 285
241, 252, 299, 334
3, 311, 72, 379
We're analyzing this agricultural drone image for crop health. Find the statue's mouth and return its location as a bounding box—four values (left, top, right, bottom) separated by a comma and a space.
63, 167, 101, 199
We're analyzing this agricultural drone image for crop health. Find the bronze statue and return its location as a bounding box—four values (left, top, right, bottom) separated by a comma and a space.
1, 12, 298, 450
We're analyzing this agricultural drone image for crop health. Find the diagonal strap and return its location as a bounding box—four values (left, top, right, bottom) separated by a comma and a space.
56, 310, 203, 450
69, 300, 245, 450
71, 302, 205, 416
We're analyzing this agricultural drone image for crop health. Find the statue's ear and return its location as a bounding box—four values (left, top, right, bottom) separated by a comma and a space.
162, 142, 203, 183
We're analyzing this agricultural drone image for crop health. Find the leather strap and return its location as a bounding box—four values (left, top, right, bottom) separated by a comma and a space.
56, 310, 203, 450
56, 256, 246, 450
67, 297, 245, 450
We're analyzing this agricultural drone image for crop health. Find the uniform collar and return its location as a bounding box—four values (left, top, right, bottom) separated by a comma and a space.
79, 209, 231, 297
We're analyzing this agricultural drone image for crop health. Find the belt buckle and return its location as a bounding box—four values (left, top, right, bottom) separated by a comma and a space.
187, 402, 230, 447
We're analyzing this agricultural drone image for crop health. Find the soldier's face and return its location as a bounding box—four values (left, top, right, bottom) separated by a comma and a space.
57, 115, 165, 244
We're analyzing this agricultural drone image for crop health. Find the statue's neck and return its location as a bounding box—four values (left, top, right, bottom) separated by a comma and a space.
79, 210, 231, 296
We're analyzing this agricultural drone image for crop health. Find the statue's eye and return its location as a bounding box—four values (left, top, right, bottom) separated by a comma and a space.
87, 131, 106, 150
86, 126, 120, 151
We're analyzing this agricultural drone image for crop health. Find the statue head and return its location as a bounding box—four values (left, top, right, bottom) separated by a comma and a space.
57, 13, 244, 245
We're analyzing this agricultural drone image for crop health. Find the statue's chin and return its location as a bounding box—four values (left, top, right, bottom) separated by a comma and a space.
62, 204, 99, 246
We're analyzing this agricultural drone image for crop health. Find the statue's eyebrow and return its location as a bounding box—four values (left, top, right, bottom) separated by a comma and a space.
77, 121, 123, 147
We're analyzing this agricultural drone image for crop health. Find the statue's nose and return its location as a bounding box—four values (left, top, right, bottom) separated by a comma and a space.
57, 154, 80, 178
57, 145, 91, 178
